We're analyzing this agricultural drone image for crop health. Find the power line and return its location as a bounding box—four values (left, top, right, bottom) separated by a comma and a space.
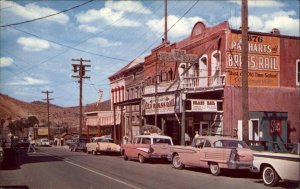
134, 0, 200, 59
9, 26, 129, 62
0, 0, 95, 27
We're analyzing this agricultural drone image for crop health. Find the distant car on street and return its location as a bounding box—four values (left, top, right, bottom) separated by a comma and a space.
121, 134, 173, 163
69, 136, 87, 152
36, 138, 51, 147
13, 138, 30, 148
251, 143, 300, 186
169, 136, 253, 176
86, 136, 120, 155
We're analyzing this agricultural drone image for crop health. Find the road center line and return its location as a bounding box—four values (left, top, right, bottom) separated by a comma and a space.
44, 152, 142, 189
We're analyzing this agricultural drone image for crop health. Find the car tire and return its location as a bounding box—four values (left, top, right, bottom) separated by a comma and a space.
138, 154, 145, 163
210, 163, 221, 176
172, 154, 184, 169
262, 166, 279, 186
123, 151, 128, 161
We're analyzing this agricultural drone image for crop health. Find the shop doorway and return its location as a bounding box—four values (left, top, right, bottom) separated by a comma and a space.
200, 121, 210, 136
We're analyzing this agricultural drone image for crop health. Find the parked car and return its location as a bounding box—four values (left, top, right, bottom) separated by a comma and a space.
251, 143, 300, 186
69, 137, 87, 152
13, 138, 30, 148
121, 134, 173, 163
36, 138, 50, 147
86, 136, 120, 155
169, 136, 253, 176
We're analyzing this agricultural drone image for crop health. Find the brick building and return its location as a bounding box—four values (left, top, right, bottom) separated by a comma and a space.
143, 21, 300, 149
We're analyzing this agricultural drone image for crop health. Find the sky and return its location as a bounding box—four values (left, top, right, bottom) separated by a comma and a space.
0, 0, 299, 107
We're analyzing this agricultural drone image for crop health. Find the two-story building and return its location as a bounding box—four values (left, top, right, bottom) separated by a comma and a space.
143, 21, 299, 149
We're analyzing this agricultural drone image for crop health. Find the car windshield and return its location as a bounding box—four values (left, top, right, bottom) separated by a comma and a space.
214, 140, 249, 149
153, 138, 171, 145
100, 139, 113, 143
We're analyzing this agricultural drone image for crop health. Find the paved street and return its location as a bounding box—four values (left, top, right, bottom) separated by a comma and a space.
0, 147, 299, 189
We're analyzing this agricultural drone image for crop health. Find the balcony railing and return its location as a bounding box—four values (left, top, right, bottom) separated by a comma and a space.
181, 75, 226, 90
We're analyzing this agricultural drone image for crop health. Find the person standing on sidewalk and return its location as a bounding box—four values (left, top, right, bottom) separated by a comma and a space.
27, 135, 36, 153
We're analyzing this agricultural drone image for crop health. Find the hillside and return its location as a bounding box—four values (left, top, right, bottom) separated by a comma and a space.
0, 93, 82, 127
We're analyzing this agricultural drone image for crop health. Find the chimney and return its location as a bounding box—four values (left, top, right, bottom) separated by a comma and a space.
271, 28, 280, 35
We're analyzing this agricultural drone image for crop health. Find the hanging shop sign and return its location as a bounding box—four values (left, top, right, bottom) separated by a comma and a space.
158, 49, 198, 63
144, 94, 175, 115
38, 128, 48, 136
191, 99, 218, 112
226, 32, 280, 87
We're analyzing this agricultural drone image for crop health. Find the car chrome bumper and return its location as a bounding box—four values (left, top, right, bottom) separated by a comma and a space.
250, 165, 260, 173
228, 161, 253, 170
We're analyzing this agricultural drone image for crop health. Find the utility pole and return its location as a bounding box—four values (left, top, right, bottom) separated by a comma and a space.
241, 0, 249, 144
164, 0, 168, 43
42, 90, 53, 141
72, 58, 91, 135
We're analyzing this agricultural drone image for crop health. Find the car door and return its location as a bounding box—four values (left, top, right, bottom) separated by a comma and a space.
127, 137, 140, 157
181, 138, 205, 166
201, 139, 232, 164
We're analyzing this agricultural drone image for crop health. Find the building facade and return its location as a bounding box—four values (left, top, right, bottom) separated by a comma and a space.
143, 21, 300, 148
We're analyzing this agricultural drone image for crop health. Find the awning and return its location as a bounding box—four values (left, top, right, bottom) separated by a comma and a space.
85, 111, 121, 127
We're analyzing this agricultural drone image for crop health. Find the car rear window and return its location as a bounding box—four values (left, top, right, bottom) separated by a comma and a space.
153, 138, 171, 145
214, 140, 249, 149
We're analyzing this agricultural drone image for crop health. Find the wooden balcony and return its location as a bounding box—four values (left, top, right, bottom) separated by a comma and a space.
181, 75, 226, 92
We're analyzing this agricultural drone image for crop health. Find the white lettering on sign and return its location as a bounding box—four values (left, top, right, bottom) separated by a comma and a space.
144, 94, 175, 115
191, 99, 218, 112
227, 53, 279, 71
158, 49, 198, 63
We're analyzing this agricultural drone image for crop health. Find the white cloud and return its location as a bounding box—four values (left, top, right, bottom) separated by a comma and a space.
147, 15, 205, 39
228, 0, 284, 7
0, 57, 14, 67
8, 76, 50, 86
88, 37, 122, 47
263, 15, 300, 36
17, 37, 50, 52
105, 1, 151, 14
229, 15, 264, 31
78, 25, 100, 33
1, 0, 69, 24
228, 11, 299, 36
76, 7, 140, 27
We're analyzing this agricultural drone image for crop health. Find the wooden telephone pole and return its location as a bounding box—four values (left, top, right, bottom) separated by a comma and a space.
241, 0, 249, 144
42, 90, 53, 140
72, 58, 91, 135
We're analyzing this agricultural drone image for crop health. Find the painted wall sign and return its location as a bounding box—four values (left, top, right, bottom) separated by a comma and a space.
226, 33, 280, 87
158, 49, 198, 63
191, 99, 218, 112
144, 94, 175, 115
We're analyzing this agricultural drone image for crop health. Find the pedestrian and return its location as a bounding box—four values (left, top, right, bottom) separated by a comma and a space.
194, 131, 200, 138
27, 135, 36, 153
185, 133, 190, 146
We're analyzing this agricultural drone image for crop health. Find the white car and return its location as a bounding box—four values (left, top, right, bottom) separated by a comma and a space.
251, 143, 300, 186
37, 138, 50, 146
